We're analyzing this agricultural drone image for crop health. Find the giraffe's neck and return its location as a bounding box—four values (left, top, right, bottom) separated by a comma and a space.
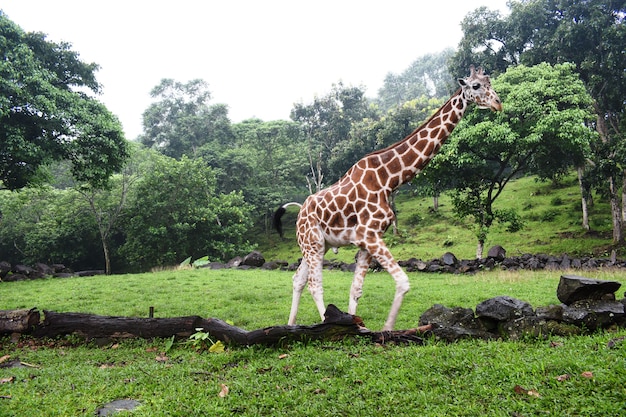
356, 88, 468, 192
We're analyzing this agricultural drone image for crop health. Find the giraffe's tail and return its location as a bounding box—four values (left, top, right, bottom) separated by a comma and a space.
272, 202, 302, 238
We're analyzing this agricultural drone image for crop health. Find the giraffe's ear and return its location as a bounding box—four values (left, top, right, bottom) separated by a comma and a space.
458, 78, 467, 87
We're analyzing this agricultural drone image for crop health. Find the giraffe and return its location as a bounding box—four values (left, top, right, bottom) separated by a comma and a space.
274, 66, 502, 330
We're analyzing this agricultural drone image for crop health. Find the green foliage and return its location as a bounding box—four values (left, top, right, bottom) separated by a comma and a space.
120, 155, 255, 269
188, 329, 225, 352
0, 12, 128, 190
377, 48, 457, 111
0, 186, 102, 268
421, 63, 595, 256
139, 79, 233, 158
291, 82, 374, 186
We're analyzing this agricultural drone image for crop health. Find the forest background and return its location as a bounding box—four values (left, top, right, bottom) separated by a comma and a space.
1, 0, 625, 274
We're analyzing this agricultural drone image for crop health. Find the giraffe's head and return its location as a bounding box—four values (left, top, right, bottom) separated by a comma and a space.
458, 66, 502, 112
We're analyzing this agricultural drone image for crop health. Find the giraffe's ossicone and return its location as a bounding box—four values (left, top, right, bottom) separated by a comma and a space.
274, 66, 502, 330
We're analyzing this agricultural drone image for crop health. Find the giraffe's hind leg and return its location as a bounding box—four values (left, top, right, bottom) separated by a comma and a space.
288, 261, 308, 325
365, 240, 410, 331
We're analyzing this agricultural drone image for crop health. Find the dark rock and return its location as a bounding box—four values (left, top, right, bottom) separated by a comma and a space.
34, 262, 54, 276
241, 251, 265, 268
261, 261, 281, 270
561, 299, 625, 330
2, 273, 28, 282
419, 304, 492, 342
557, 275, 622, 305
204, 262, 226, 269
476, 296, 534, 322
74, 270, 105, 277
0, 261, 11, 279
14, 264, 34, 276
226, 256, 243, 268
499, 316, 544, 340
487, 245, 506, 261
535, 304, 563, 321
441, 252, 459, 266
96, 399, 141, 416
560, 255, 571, 270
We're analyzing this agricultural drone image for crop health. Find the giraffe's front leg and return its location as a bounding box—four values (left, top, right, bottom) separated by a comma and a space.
348, 249, 371, 315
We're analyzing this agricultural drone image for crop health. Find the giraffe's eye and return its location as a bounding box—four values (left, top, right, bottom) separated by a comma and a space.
472, 83, 481, 90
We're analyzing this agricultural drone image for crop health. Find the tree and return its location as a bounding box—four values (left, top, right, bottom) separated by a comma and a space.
426, 63, 595, 258
290, 83, 373, 191
0, 12, 128, 190
140, 79, 233, 159
119, 155, 254, 270
451, 0, 626, 243
377, 49, 457, 111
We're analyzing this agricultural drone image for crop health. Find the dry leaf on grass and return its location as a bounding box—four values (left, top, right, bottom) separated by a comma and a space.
218, 384, 229, 398
581, 371, 594, 379
0, 355, 10, 364
514, 384, 541, 398
556, 374, 570, 382
0, 376, 15, 384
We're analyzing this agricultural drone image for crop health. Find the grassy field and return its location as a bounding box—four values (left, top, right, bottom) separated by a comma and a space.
258, 173, 618, 264
1, 268, 625, 416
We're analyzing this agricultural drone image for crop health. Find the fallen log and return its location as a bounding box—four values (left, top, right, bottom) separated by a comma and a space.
13, 305, 427, 346
0, 308, 40, 333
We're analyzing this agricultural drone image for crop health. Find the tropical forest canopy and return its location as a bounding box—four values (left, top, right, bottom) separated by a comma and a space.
0, 0, 624, 272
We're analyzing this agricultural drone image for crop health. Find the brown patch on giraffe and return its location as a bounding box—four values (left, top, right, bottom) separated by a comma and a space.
427, 117, 442, 130
423, 141, 434, 156
394, 142, 409, 155
379, 151, 395, 164
354, 199, 366, 213
386, 156, 402, 173
376, 165, 390, 185
356, 184, 369, 201
419, 129, 429, 138
335, 195, 347, 209
362, 169, 379, 190
414, 138, 428, 152
388, 175, 400, 190
345, 214, 358, 226
367, 155, 382, 169
326, 211, 343, 228
444, 122, 455, 133
346, 187, 357, 202
401, 149, 418, 166
441, 101, 452, 114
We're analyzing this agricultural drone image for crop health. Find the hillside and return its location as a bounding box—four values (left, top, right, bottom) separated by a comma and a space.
256, 173, 618, 263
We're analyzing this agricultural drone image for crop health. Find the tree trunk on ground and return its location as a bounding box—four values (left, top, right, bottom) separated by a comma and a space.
0, 309, 40, 333
11, 306, 427, 346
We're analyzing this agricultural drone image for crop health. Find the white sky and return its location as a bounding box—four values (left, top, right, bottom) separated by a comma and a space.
2, 0, 509, 139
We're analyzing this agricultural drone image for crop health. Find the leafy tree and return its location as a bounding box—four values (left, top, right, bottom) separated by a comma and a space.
451, 0, 626, 242
140, 79, 233, 159
0, 12, 128, 190
377, 49, 457, 111
426, 63, 595, 258
119, 155, 254, 270
0, 187, 102, 268
290, 83, 373, 190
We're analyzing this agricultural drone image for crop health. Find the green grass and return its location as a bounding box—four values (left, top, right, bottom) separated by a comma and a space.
258, 173, 618, 263
1, 268, 626, 416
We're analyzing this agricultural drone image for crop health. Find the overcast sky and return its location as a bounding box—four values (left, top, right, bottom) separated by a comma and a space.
3, 1, 509, 139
